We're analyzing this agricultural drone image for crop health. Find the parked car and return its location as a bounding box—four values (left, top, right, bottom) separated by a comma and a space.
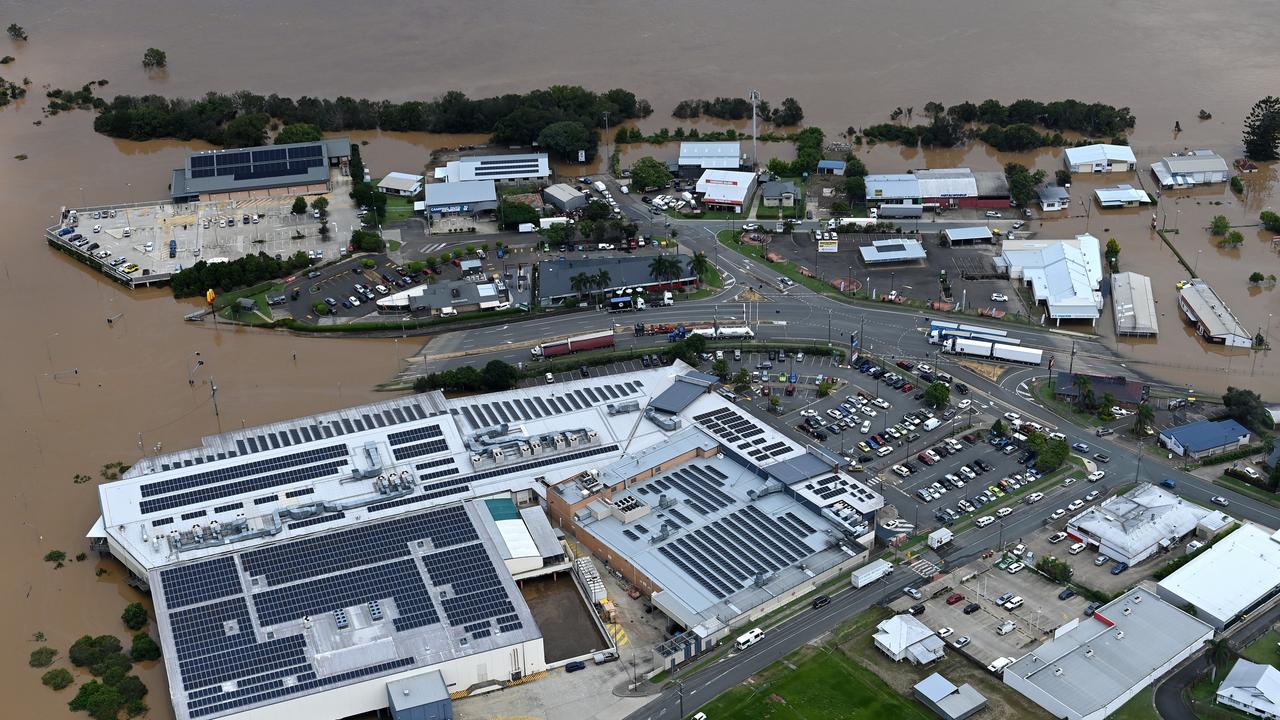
990, 293, 1008, 302
946, 593, 965, 605
963, 602, 981, 615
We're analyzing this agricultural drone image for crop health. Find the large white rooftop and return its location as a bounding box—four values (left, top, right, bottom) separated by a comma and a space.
1158, 524, 1280, 626
1067, 482, 1214, 562
1111, 272, 1158, 335
1001, 235, 1103, 320
1064, 144, 1137, 167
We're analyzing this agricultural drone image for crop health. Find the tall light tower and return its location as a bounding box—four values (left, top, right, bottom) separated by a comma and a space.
749, 90, 760, 170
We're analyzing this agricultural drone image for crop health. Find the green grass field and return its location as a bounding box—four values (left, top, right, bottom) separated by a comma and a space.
691, 643, 933, 720
1110, 687, 1159, 720
1241, 630, 1280, 665
382, 194, 415, 222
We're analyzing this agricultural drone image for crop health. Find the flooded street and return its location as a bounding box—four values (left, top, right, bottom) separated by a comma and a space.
3, 1, 1280, 716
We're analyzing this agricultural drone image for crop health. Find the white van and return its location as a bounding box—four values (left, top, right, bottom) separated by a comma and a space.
921, 418, 942, 432
988, 655, 1014, 673
545, 373, 555, 384
735, 628, 764, 650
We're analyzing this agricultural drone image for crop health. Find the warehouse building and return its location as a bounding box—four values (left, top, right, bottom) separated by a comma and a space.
1178, 279, 1251, 347
170, 138, 351, 202
1111, 272, 1158, 336
94, 364, 867, 720
1159, 418, 1252, 459
676, 142, 742, 178
913, 673, 987, 720
1063, 144, 1137, 173
941, 227, 993, 246
1094, 184, 1152, 208
695, 169, 757, 212
434, 153, 550, 184
999, 235, 1103, 324
1003, 588, 1213, 720
1158, 524, 1280, 630
377, 172, 424, 197
536, 255, 697, 305
1151, 149, 1230, 188
420, 181, 498, 216
865, 168, 1008, 210
542, 183, 587, 212
1066, 482, 1217, 565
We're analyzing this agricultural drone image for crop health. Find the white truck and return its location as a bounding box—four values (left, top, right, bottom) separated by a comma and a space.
593, 181, 607, 193
656, 291, 675, 307
927, 528, 954, 549
850, 559, 894, 588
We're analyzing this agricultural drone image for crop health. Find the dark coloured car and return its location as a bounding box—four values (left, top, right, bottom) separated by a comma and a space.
919, 371, 935, 383
963, 602, 981, 615
814, 431, 828, 441
946, 593, 965, 605
768, 350, 777, 360
580, 366, 590, 377
641, 355, 651, 367
858, 454, 873, 464
1110, 562, 1129, 575
1058, 588, 1076, 601
914, 392, 925, 401
975, 459, 993, 472
907, 604, 925, 616
565, 660, 587, 673
811, 595, 831, 610
1084, 602, 1101, 616
955, 382, 970, 395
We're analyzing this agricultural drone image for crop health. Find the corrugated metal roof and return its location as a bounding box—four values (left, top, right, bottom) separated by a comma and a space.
423, 180, 497, 207
678, 142, 741, 168
1064, 144, 1137, 166
1094, 184, 1150, 206
1111, 272, 1158, 335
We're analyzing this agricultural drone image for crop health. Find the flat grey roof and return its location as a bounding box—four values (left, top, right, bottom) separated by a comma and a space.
423, 180, 497, 207
943, 227, 993, 241
387, 670, 449, 712
1111, 272, 1158, 335
1158, 524, 1280, 624
1067, 482, 1212, 560
649, 373, 714, 414
543, 183, 584, 202
1179, 279, 1249, 342
1006, 587, 1212, 719
172, 138, 349, 198
537, 255, 695, 299
859, 238, 927, 264
678, 141, 741, 169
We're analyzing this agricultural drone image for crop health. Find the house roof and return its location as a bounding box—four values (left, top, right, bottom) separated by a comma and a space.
1067, 482, 1214, 559
1006, 587, 1212, 720
1053, 372, 1145, 404
1159, 525, 1280, 624
875, 614, 936, 654
1038, 184, 1070, 202
760, 180, 799, 198
1219, 660, 1280, 716
678, 142, 741, 169
422, 180, 497, 208
543, 183, 585, 203
1161, 419, 1250, 453
1065, 144, 1137, 166
817, 159, 847, 172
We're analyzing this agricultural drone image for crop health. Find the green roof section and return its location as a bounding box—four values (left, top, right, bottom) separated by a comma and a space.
485, 497, 519, 521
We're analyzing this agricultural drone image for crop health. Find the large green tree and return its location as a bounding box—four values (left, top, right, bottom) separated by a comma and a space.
688, 252, 711, 284
499, 200, 538, 230
1005, 162, 1047, 207
1223, 386, 1272, 433
630, 156, 672, 191
537, 120, 592, 161
220, 112, 269, 148
275, 123, 323, 145
141, 48, 167, 69
923, 382, 950, 409
1243, 96, 1280, 161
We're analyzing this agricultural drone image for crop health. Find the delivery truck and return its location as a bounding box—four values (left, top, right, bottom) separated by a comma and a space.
531, 330, 615, 358
850, 559, 894, 588
927, 528, 954, 549
940, 337, 1042, 365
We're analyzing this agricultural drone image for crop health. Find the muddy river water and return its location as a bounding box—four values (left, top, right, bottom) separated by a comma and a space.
3, 1, 1280, 716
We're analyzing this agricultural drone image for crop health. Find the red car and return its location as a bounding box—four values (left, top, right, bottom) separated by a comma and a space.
901, 383, 913, 392
946, 593, 965, 605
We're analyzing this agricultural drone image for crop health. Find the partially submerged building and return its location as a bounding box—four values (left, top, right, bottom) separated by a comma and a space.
865, 168, 1008, 211
1094, 184, 1152, 208
999, 235, 1103, 325
1063, 144, 1137, 173
676, 142, 742, 178
433, 153, 550, 184
1037, 184, 1071, 212
1111, 272, 1158, 336
1151, 150, 1230, 188
1178, 279, 1251, 347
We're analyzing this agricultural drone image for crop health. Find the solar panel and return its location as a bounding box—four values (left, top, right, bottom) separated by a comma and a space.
422, 543, 517, 627
160, 557, 243, 609
191, 155, 216, 169
191, 168, 216, 179
287, 144, 323, 159
140, 460, 346, 515
252, 148, 287, 162
215, 151, 251, 166
142, 445, 348, 499
252, 558, 439, 631
392, 438, 448, 461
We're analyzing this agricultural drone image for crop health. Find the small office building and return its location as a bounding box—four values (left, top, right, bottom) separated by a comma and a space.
859, 239, 927, 264
1038, 184, 1071, 212
941, 227, 994, 246
1066, 482, 1215, 565
999, 235, 1103, 325
695, 169, 757, 213
421, 180, 498, 216
1053, 372, 1145, 406
816, 159, 846, 175
1159, 419, 1252, 460
1151, 150, 1230, 188
377, 172, 424, 197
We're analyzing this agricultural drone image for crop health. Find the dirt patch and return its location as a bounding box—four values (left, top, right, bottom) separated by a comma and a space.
954, 359, 1007, 382
518, 573, 610, 662
736, 287, 768, 302
838, 609, 1053, 720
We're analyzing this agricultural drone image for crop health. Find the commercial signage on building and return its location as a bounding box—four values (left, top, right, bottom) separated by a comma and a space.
818, 240, 839, 253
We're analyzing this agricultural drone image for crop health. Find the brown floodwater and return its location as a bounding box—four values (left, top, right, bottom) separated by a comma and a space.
5, 1, 1280, 717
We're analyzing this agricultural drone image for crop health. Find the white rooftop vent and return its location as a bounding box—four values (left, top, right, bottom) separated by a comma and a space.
1122, 607, 1132, 616
1053, 667, 1064, 676
1115, 630, 1125, 640
1084, 647, 1094, 658
1132, 594, 1143, 603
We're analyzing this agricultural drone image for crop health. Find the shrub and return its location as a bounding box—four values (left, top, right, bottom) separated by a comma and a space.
121, 603, 148, 631
68, 680, 124, 720
44, 550, 66, 563
30, 646, 57, 667
42, 668, 73, 690
69, 635, 122, 669
129, 633, 161, 662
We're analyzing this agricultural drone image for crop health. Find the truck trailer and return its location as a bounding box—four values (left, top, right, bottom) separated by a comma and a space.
940, 337, 1042, 365
531, 330, 615, 358
850, 559, 895, 588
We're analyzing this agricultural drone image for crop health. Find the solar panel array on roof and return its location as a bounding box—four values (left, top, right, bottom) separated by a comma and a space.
656, 505, 814, 599
692, 407, 766, 445
154, 502, 522, 719
456, 384, 638, 429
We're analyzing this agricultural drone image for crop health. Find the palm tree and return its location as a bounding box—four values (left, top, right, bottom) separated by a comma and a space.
569, 272, 592, 301
1133, 403, 1155, 436
688, 252, 711, 286
1072, 374, 1093, 411
592, 269, 611, 307
649, 255, 680, 285
1208, 638, 1236, 680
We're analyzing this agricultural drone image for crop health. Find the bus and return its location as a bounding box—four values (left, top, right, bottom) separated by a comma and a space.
734, 628, 764, 651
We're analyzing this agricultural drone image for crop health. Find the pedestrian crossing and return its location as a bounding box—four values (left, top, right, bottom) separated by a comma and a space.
419, 243, 447, 254
909, 558, 941, 577
606, 622, 630, 648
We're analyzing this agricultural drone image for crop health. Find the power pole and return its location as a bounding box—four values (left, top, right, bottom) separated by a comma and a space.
749, 90, 760, 170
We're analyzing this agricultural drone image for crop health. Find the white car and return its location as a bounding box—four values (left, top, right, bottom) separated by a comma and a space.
985, 211, 1002, 218
1048, 531, 1068, 543
996, 507, 1012, 518
937, 627, 954, 638
1007, 562, 1025, 574
957, 399, 971, 410
1050, 508, 1066, 520
742, 223, 761, 231
827, 409, 843, 419
1062, 477, 1078, 487
916, 364, 933, 374
861, 406, 877, 418
1025, 492, 1044, 504
873, 398, 891, 409
1211, 496, 1230, 507
974, 516, 995, 528
990, 293, 1009, 302
1067, 499, 1084, 511
860, 420, 872, 434
1003, 412, 1021, 422
1085, 490, 1100, 501
1011, 543, 1026, 556
1087, 471, 1106, 482
92, 224, 102, 233
800, 409, 818, 417
348, 296, 361, 307
952, 635, 970, 648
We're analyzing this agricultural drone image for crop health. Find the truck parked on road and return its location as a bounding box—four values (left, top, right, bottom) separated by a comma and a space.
531, 330, 615, 358
927, 528, 954, 549
851, 559, 894, 588
940, 337, 1043, 365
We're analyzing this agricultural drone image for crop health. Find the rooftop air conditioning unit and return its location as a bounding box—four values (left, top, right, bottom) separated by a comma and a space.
1053, 667, 1063, 676
1115, 631, 1125, 640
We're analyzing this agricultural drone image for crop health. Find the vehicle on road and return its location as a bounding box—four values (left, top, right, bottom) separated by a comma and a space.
1072, 442, 1090, 453
1085, 490, 1100, 501
735, 628, 765, 650
1087, 471, 1106, 482
811, 595, 831, 610
1067, 500, 1084, 511
990, 293, 1008, 302
1211, 496, 1230, 507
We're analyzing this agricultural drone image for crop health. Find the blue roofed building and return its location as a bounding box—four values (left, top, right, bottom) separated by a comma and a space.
816, 159, 846, 175
1159, 418, 1251, 459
